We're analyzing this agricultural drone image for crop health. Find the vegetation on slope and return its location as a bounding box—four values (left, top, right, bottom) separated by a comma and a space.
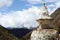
0, 25, 19, 40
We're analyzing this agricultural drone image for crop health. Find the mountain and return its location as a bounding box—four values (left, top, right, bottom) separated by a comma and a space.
50, 7, 60, 33
0, 25, 19, 40
7, 28, 32, 38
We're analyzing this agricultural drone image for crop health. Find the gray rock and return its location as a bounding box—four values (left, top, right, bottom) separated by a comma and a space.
31, 29, 58, 40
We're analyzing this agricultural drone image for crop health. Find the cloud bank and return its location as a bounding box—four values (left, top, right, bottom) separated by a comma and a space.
0, 6, 40, 29
26, 0, 57, 4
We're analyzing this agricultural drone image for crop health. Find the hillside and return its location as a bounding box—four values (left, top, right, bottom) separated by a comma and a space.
0, 25, 19, 40
50, 7, 60, 33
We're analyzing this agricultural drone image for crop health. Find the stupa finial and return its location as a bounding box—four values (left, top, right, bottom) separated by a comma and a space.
43, 2, 45, 6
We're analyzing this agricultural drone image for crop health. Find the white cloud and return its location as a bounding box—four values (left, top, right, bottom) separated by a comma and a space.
55, 1, 60, 8
25, 0, 60, 15
26, 0, 58, 4
48, 1, 60, 14
0, 0, 13, 8
26, 0, 43, 4
44, 0, 57, 3
0, 6, 40, 29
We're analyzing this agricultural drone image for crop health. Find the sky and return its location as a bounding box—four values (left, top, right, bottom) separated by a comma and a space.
0, 0, 60, 29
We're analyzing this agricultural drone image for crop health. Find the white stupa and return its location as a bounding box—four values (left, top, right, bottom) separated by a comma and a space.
31, 3, 57, 40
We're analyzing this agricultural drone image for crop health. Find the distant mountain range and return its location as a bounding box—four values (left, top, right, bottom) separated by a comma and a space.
0, 25, 33, 40
7, 28, 32, 38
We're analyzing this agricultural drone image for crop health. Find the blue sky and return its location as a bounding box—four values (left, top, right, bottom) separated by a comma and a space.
0, 0, 60, 29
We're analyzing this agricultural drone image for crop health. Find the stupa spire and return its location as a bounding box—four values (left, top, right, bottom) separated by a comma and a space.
43, 2, 45, 6
39, 3, 51, 19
